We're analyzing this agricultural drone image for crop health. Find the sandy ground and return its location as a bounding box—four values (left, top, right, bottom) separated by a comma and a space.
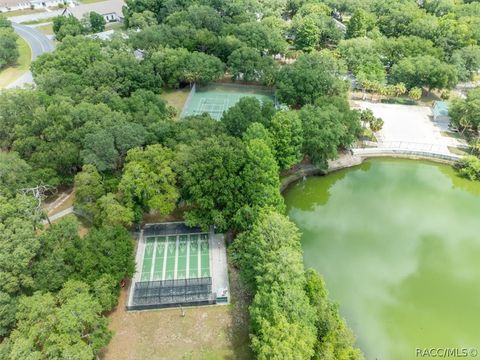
101, 266, 252, 360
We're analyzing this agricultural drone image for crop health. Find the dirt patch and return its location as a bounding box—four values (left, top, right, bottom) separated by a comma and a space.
102, 264, 252, 360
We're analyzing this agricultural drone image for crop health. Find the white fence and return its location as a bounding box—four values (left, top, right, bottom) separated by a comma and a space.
353, 141, 462, 162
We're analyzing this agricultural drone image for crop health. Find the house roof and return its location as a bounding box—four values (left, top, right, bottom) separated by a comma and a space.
0, 0, 29, 8
433, 101, 449, 117
67, 0, 124, 18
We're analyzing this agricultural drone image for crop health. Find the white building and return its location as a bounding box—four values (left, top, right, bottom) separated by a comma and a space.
61, 0, 124, 22
0, 0, 73, 12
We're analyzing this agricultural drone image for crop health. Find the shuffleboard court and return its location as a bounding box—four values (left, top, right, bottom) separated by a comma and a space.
139, 232, 210, 283
200, 234, 210, 278
189, 234, 199, 278
181, 83, 275, 120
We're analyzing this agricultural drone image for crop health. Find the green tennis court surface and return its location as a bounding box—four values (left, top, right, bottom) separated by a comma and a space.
140, 233, 210, 282
181, 83, 274, 120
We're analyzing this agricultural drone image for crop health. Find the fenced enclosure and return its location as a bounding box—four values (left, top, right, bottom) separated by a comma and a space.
131, 277, 215, 309
180, 83, 275, 120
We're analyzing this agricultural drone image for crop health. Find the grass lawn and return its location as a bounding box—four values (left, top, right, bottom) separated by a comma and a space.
36, 23, 54, 35
160, 88, 190, 119
22, 16, 56, 25
3, 8, 45, 17
101, 263, 253, 360
448, 146, 469, 156
0, 37, 31, 89
105, 22, 124, 30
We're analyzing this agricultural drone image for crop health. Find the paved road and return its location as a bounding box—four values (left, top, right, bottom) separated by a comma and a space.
12, 23, 55, 60
6, 23, 55, 88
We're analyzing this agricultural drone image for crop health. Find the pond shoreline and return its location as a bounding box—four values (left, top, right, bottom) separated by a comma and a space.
280, 152, 458, 193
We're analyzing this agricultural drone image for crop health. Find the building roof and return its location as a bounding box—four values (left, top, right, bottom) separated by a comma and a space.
67, 0, 124, 18
433, 101, 449, 117
0, 0, 29, 8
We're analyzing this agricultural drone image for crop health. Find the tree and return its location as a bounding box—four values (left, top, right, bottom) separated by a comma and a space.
128, 10, 157, 29
456, 155, 480, 181
0, 27, 19, 69
95, 193, 134, 227
119, 144, 178, 217
300, 100, 361, 167
292, 16, 319, 52
53, 16, 85, 41
243, 122, 275, 153
71, 226, 135, 284
276, 51, 348, 107
231, 21, 288, 55
269, 111, 304, 170
390, 55, 458, 91
74, 164, 105, 219
221, 97, 275, 137
150, 47, 224, 88
236, 139, 284, 229
451, 45, 480, 82
2, 281, 111, 359
175, 135, 246, 231
0, 217, 39, 294
227, 47, 279, 85
346, 9, 376, 39
232, 210, 317, 359
0, 152, 32, 197
305, 269, 364, 360
449, 88, 480, 133
31, 217, 79, 292
338, 38, 386, 83
88, 12, 106, 33
376, 36, 443, 68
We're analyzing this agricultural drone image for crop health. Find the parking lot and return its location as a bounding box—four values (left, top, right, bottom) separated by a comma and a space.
354, 101, 466, 155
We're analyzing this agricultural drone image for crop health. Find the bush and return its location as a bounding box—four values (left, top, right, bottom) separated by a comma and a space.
456, 156, 480, 181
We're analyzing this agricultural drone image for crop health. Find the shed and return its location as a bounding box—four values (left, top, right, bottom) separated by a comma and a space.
432, 101, 450, 122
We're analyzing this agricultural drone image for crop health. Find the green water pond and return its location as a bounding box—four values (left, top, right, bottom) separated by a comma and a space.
284, 159, 480, 360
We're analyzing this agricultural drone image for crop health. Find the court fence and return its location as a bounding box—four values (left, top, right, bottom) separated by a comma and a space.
179, 83, 197, 119
128, 277, 215, 310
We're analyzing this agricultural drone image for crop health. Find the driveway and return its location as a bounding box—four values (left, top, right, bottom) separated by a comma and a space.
354, 101, 467, 155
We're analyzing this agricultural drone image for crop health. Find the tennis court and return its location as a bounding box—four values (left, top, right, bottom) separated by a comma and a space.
140, 233, 210, 282
181, 83, 275, 120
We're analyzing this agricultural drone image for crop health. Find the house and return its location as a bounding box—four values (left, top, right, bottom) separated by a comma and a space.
432, 101, 450, 122
61, 0, 124, 22
0, 0, 73, 12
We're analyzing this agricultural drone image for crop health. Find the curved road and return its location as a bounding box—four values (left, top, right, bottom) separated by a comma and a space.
7, 23, 55, 88
12, 23, 55, 59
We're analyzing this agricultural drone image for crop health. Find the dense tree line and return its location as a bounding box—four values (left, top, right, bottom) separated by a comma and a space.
232, 210, 363, 359
0, 16, 19, 70
53, 12, 106, 40
0, 156, 134, 358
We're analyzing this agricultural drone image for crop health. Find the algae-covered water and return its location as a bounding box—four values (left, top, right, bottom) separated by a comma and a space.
284, 159, 480, 360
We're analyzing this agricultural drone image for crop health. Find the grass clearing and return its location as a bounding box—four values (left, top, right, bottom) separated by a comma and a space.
101, 263, 252, 360
448, 146, 469, 156
0, 37, 31, 88
3, 8, 45, 16
22, 17, 56, 25
160, 88, 190, 119
36, 23, 54, 35
105, 22, 124, 30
